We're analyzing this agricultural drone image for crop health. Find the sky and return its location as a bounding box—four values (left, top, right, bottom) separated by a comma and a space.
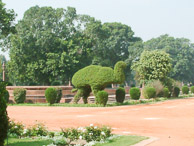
2, 0, 194, 58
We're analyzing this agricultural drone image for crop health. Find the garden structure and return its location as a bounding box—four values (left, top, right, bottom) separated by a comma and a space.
72, 61, 127, 103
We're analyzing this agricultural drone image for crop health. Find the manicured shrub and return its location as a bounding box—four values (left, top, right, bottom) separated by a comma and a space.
0, 81, 8, 146
51, 81, 61, 86
163, 88, 170, 97
13, 88, 26, 104
4, 90, 9, 103
45, 87, 57, 105
182, 86, 189, 94
55, 88, 62, 103
72, 61, 126, 103
129, 87, 141, 100
116, 87, 125, 103
147, 80, 164, 97
143, 87, 156, 99
28, 82, 37, 86
173, 86, 180, 97
191, 86, 194, 94
96, 91, 108, 106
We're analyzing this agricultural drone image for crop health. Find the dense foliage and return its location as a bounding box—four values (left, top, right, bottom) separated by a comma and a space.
45, 87, 57, 105
172, 87, 180, 97
163, 88, 170, 98
96, 91, 108, 106
13, 88, 26, 104
143, 87, 156, 99
0, 81, 8, 146
182, 86, 189, 94
129, 87, 141, 100
4, 90, 9, 103
190, 86, 194, 94
116, 87, 125, 103
55, 88, 63, 103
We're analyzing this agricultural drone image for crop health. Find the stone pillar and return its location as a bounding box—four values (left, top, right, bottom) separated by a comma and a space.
2, 62, 5, 81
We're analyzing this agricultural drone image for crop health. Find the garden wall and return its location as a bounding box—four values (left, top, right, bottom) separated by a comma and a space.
7, 86, 130, 103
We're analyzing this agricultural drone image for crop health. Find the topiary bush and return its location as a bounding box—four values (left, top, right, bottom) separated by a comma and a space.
51, 81, 61, 86
163, 88, 170, 97
191, 86, 194, 94
0, 81, 8, 146
45, 88, 57, 105
116, 87, 125, 103
173, 86, 180, 97
13, 88, 26, 104
182, 86, 189, 94
55, 88, 62, 103
4, 90, 9, 103
129, 87, 141, 100
96, 91, 108, 106
147, 80, 164, 97
72, 61, 126, 103
143, 87, 156, 99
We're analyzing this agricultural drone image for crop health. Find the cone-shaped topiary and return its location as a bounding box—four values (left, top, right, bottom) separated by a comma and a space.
182, 86, 189, 94
173, 86, 180, 97
130, 87, 141, 100
116, 87, 125, 103
45, 88, 57, 105
72, 61, 126, 104
0, 81, 8, 146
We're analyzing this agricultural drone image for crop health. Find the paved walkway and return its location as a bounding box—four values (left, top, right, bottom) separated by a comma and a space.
7, 98, 194, 146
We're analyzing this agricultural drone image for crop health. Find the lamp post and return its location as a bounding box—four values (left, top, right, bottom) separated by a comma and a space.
2, 61, 5, 81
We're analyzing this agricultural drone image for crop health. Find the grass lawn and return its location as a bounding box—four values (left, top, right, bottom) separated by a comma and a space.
5, 137, 52, 146
8, 94, 194, 107
5, 136, 147, 146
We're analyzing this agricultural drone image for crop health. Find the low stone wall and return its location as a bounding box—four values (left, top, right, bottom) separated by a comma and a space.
7, 86, 130, 103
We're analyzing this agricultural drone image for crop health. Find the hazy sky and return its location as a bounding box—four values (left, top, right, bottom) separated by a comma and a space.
2, 0, 194, 58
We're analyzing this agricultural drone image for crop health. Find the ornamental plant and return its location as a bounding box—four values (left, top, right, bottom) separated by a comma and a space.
173, 86, 180, 97
143, 87, 156, 99
116, 87, 125, 103
45, 87, 57, 105
55, 88, 62, 103
191, 86, 194, 94
0, 81, 8, 146
13, 88, 26, 103
163, 88, 170, 97
96, 91, 108, 106
8, 120, 24, 137
4, 90, 9, 103
129, 87, 141, 100
182, 86, 189, 94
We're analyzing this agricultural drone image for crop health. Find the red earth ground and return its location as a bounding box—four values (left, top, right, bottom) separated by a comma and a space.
7, 98, 194, 146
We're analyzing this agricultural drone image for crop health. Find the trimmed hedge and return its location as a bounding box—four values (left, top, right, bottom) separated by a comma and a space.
182, 86, 189, 94
116, 87, 125, 103
96, 91, 108, 106
129, 87, 141, 100
45, 88, 57, 105
143, 87, 156, 99
55, 88, 62, 103
0, 81, 8, 146
51, 81, 61, 86
13, 88, 26, 104
173, 86, 180, 97
4, 90, 9, 103
163, 88, 169, 97
191, 86, 194, 94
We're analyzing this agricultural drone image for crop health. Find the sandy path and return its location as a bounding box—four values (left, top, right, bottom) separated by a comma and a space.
7, 98, 194, 146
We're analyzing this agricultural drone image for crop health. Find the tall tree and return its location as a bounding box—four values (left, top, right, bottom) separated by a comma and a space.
144, 34, 194, 83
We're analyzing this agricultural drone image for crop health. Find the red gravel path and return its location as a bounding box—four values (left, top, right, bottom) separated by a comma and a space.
7, 98, 194, 146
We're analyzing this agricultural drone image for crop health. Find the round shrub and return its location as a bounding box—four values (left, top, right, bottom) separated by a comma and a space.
13, 88, 26, 104
182, 86, 189, 94
116, 87, 125, 103
191, 86, 194, 94
173, 86, 180, 97
143, 87, 156, 99
163, 88, 169, 97
55, 88, 62, 103
51, 81, 61, 86
45, 88, 57, 105
4, 90, 9, 103
96, 91, 108, 106
129, 87, 140, 100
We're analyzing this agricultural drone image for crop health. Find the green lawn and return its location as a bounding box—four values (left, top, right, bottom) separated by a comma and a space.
95, 136, 148, 146
5, 136, 147, 146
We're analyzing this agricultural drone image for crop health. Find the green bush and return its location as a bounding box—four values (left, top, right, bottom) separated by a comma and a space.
129, 87, 141, 100
55, 88, 62, 103
45, 88, 57, 105
116, 87, 125, 103
163, 88, 170, 97
51, 81, 61, 86
4, 90, 9, 103
13, 88, 26, 104
96, 91, 108, 106
191, 86, 194, 94
0, 81, 8, 146
8, 120, 24, 137
173, 86, 180, 97
147, 80, 164, 97
143, 87, 156, 99
182, 86, 189, 94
